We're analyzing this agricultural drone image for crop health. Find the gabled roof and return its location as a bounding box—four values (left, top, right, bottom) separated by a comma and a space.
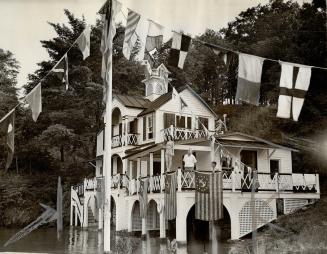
137, 85, 218, 118
114, 94, 150, 109
138, 92, 173, 117
218, 132, 298, 152
180, 85, 218, 118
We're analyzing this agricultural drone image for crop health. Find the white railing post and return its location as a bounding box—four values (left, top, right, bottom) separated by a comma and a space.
231, 171, 235, 192
137, 158, 140, 194
161, 149, 165, 193
170, 125, 174, 139
275, 173, 279, 192
178, 168, 182, 192
150, 153, 154, 193
316, 174, 320, 194
83, 178, 87, 193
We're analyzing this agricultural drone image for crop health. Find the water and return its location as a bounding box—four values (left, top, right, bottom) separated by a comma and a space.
0, 227, 242, 254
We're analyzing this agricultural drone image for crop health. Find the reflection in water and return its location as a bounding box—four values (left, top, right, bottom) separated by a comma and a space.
0, 226, 240, 254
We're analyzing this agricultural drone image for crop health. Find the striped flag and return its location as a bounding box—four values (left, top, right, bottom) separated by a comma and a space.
0, 108, 15, 170
76, 26, 91, 60
139, 178, 148, 218
100, 0, 122, 104
123, 9, 141, 60
165, 171, 177, 220
235, 53, 264, 106
195, 171, 223, 221
53, 54, 69, 91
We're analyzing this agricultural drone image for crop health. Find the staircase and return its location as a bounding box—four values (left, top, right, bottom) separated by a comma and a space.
88, 207, 97, 227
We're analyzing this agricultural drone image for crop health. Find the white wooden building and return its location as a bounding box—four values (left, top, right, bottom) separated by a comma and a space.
70, 64, 320, 244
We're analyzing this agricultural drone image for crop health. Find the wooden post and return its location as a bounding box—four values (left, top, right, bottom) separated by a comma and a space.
231, 171, 235, 192
178, 168, 182, 192
275, 173, 279, 192
161, 149, 165, 192
316, 174, 320, 194
150, 153, 154, 193
137, 158, 141, 194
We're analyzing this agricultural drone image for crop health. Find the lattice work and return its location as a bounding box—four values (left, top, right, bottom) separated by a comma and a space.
132, 201, 142, 231
127, 134, 138, 145
181, 170, 195, 189
283, 199, 308, 214
239, 199, 275, 237
147, 201, 160, 230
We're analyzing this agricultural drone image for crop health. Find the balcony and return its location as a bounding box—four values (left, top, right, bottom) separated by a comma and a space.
110, 170, 319, 196
112, 134, 139, 149
161, 126, 215, 142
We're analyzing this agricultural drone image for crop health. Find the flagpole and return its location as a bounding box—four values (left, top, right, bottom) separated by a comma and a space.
103, 0, 113, 252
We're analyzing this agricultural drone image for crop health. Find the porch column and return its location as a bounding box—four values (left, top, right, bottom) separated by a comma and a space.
83, 198, 88, 228
98, 207, 103, 229
70, 188, 73, 226
141, 218, 147, 239
74, 206, 78, 226
176, 194, 187, 244
127, 201, 133, 232
159, 202, 166, 238
137, 158, 141, 194
160, 149, 165, 192
150, 153, 154, 193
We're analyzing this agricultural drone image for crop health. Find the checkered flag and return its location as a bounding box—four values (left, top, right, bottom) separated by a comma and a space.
168, 32, 192, 69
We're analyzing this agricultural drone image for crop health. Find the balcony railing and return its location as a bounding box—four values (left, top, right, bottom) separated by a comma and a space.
161, 126, 214, 141
120, 170, 319, 195
73, 171, 319, 197
111, 134, 139, 148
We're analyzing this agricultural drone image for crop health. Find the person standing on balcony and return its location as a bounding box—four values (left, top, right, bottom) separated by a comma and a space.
183, 148, 197, 170
165, 135, 174, 171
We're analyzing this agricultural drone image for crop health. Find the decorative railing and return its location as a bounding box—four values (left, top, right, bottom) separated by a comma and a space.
112, 135, 122, 148
84, 177, 97, 191
73, 182, 84, 196
123, 170, 319, 195
161, 126, 214, 141
111, 134, 139, 148
127, 134, 138, 146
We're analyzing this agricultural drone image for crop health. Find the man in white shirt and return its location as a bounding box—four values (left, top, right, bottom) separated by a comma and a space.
183, 148, 197, 170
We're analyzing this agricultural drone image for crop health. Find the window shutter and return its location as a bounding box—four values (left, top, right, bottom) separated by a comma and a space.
187, 117, 192, 129
143, 116, 147, 141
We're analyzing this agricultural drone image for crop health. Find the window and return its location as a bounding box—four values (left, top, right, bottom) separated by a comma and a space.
147, 114, 153, 139
129, 119, 138, 134
176, 115, 186, 128
163, 113, 175, 128
186, 117, 192, 129
198, 117, 209, 130
270, 159, 280, 178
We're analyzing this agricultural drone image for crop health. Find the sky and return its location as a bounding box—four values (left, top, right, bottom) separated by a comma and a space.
0, 0, 309, 91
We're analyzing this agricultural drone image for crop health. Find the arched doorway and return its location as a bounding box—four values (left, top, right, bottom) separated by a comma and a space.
131, 200, 142, 231
147, 200, 160, 230
186, 205, 231, 253
111, 154, 123, 175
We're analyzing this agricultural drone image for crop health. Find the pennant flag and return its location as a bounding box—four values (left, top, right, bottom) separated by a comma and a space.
100, 0, 122, 104
76, 26, 91, 60
25, 83, 42, 122
168, 32, 192, 69
139, 178, 148, 218
195, 171, 223, 221
0, 109, 15, 170
235, 53, 264, 106
53, 54, 69, 90
277, 62, 312, 121
123, 9, 141, 60
145, 20, 164, 56
164, 171, 177, 220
